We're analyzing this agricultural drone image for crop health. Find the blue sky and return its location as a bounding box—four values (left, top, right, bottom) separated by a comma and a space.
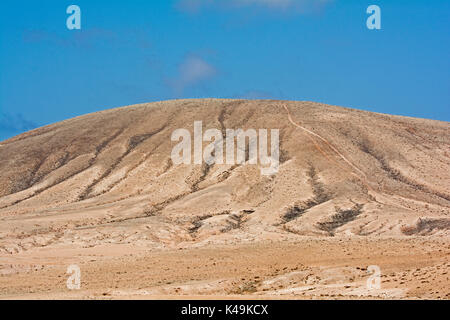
0, 0, 449, 140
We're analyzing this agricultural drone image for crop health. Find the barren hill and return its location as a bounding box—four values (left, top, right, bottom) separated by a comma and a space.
0, 99, 449, 299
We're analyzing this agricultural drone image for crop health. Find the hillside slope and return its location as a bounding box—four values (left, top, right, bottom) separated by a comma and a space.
0, 99, 449, 255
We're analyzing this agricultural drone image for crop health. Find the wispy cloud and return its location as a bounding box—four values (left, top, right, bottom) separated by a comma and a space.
168, 54, 217, 95
22, 27, 151, 49
234, 90, 276, 99
176, 0, 334, 14
0, 112, 38, 140
22, 28, 116, 48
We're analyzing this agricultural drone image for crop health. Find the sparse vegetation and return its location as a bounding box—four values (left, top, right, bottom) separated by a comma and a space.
283, 205, 306, 222
282, 165, 331, 223
221, 213, 242, 232
307, 165, 330, 204
231, 281, 259, 294
357, 137, 450, 202
191, 162, 211, 192
401, 218, 450, 236
317, 203, 364, 236
79, 125, 167, 201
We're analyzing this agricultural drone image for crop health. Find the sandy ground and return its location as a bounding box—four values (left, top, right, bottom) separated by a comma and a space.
1, 238, 448, 300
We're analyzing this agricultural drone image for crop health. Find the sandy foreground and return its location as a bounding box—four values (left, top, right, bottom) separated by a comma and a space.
0, 237, 448, 300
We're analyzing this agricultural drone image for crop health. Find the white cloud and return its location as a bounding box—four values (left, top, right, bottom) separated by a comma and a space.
233, 0, 295, 9
176, 0, 334, 13
169, 55, 217, 94
234, 90, 276, 99
0, 112, 38, 141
